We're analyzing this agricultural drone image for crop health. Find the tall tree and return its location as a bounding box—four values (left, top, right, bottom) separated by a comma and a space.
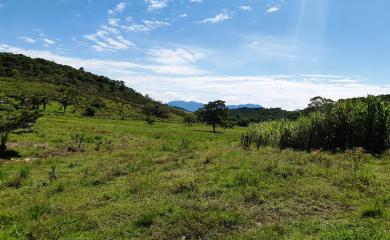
196, 100, 228, 133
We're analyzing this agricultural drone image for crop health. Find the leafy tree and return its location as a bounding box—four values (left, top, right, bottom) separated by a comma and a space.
0, 98, 41, 153
196, 100, 228, 133
143, 104, 169, 118
41, 96, 49, 110
305, 96, 334, 113
59, 94, 72, 113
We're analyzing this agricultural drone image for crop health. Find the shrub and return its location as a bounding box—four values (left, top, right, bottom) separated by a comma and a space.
68, 133, 86, 152
82, 106, 97, 116
90, 98, 106, 109
145, 115, 155, 125
183, 115, 197, 126
361, 206, 384, 218
53, 181, 65, 193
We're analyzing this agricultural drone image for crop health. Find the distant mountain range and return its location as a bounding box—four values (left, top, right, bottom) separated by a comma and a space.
168, 101, 263, 112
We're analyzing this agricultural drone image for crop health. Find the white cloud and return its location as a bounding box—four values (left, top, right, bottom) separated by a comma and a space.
240, 5, 252, 11
200, 13, 230, 24
43, 38, 55, 45
190, 0, 202, 3
122, 20, 170, 32
108, 2, 126, 15
85, 14, 135, 52
108, 18, 120, 27
179, 13, 188, 18
120, 75, 390, 110
19, 37, 36, 43
145, 0, 168, 11
2, 44, 389, 110
267, 6, 281, 13
0, 44, 204, 76
84, 30, 135, 52
147, 48, 204, 64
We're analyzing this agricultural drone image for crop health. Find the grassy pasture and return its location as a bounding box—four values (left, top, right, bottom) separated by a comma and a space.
0, 113, 389, 239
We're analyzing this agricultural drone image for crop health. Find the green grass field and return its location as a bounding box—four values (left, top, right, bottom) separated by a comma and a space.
0, 112, 389, 239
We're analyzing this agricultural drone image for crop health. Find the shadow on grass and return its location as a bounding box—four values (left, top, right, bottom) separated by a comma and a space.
0, 150, 21, 160
190, 129, 223, 134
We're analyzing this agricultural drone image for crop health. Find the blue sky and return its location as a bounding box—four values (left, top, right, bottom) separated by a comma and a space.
1, 0, 390, 109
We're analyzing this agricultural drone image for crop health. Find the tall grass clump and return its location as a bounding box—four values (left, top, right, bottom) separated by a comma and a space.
246, 96, 390, 153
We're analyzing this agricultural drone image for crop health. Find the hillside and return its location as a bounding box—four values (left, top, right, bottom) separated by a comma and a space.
0, 52, 188, 120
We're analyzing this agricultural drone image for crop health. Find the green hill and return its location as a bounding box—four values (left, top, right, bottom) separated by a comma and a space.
0, 52, 188, 120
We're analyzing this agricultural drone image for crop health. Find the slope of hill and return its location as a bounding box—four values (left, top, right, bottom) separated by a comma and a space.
0, 52, 188, 120
168, 100, 263, 112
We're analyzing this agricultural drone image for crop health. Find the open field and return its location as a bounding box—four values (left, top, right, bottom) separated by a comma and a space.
0, 113, 389, 239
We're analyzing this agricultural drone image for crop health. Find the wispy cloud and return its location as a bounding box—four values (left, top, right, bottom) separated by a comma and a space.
190, 0, 202, 3
19, 37, 36, 44
84, 29, 135, 52
122, 20, 170, 33
108, 2, 126, 15
267, 5, 281, 14
145, 0, 168, 11
147, 48, 204, 64
200, 13, 231, 24
43, 38, 55, 45
85, 3, 136, 52
240, 5, 252, 11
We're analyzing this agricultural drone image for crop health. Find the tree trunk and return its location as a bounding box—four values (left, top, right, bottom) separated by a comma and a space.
0, 134, 8, 153
212, 124, 216, 133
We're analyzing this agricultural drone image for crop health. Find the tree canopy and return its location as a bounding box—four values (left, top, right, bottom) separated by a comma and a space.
196, 100, 228, 133
0, 97, 41, 153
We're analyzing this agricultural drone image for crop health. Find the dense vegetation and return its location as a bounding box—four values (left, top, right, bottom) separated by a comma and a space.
0, 53, 189, 120
228, 107, 299, 126
244, 95, 390, 154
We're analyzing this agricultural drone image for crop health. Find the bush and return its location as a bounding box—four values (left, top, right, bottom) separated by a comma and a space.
183, 115, 197, 126
82, 106, 97, 116
145, 115, 155, 125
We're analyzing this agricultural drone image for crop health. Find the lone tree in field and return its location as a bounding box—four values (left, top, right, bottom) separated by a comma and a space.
196, 100, 228, 133
59, 94, 72, 113
0, 98, 41, 153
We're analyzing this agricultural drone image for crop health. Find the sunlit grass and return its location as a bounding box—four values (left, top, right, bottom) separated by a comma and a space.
0, 113, 389, 239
